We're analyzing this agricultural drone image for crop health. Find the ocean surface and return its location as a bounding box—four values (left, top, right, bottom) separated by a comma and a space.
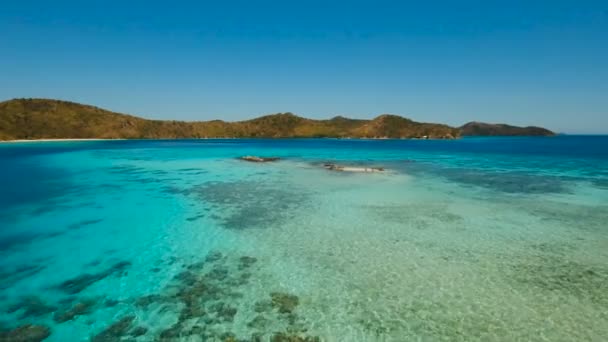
0, 136, 607, 341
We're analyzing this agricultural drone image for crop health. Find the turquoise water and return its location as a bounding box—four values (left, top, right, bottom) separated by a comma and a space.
1, 137, 607, 341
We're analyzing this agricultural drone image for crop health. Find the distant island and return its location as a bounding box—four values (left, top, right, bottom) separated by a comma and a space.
0, 98, 554, 141
459, 122, 555, 137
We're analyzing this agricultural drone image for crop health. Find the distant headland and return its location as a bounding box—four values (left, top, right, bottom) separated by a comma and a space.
0, 98, 555, 141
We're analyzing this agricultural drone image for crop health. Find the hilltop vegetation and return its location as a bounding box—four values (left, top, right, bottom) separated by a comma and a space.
0, 98, 554, 140
0, 99, 459, 140
460, 122, 555, 136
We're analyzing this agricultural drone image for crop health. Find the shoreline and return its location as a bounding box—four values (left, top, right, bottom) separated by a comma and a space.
1, 136, 460, 143
0, 138, 126, 143
0, 135, 571, 143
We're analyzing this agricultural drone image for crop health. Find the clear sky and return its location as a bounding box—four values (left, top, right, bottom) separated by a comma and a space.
1, 1, 607, 133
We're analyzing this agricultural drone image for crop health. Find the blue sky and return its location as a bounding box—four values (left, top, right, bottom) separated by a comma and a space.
1, 1, 607, 133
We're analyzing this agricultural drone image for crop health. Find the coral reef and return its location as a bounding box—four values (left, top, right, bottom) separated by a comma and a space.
56, 261, 131, 294
0, 324, 50, 342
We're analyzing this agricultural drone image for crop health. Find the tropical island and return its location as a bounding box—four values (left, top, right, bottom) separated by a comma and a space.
0, 98, 554, 141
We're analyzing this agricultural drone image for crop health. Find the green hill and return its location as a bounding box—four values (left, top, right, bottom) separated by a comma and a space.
460, 122, 555, 136
0, 98, 459, 140
0, 98, 555, 140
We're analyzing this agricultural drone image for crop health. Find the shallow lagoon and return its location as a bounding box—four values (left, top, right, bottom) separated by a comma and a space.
1, 137, 607, 341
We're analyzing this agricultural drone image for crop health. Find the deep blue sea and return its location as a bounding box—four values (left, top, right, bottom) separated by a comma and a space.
1, 136, 607, 341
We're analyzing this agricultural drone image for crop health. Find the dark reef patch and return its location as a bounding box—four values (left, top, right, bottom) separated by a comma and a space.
67, 218, 104, 230
176, 168, 208, 175
91, 315, 135, 342
527, 203, 608, 233
271, 293, 300, 314
210, 302, 238, 322
402, 162, 569, 194
366, 203, 464, 230
103, 299, 120, 308
239, 256, 257, 270
185, 213, 206, 222
53, 299, 96, 323
7, 296, 56, 319
130, 177, 162, 184
124, 250, 319, 341
107, 165, 149, 175
130, 326, 148, 337
592, 178, 608, 189
205, 251, 224, 263
134, 294, 166, 308
271, 332, 320, 342
0, 264, 46, 290
0, 158, 73, 218
56, 261, 131, 294
0, 324, 51, 342
96, 183, 124, 191
507, 254, 608, 305
448, 170, 567, 194
178, 180, 309, 230
0, 232, 44, 252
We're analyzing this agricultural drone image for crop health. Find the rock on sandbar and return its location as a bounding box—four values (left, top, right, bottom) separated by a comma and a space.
239, 156, 281, 163
323, 163, 385, 173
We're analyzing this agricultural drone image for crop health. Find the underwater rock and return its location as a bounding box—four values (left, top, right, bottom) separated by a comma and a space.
254, 300, 273, 313
111, 252, 316, 342
226, 272, 251, 287
283, 313, 299, 326
271, 293, 300, 314
220, 332, 237, 341
91, 315, 135, 342
158, 323, 184, 339
187, 180, 310, 230
175, 279, 210, 304
509, 256, 608, 304
177, 282, 207, 321
0, 324, 51, 342
186, 214, 205, 222
57, 261, 131, 294
67, 218, 104, 230
323, 163, 384, 173
110, 261, 132, 272
174, 270, 198, 286
0, 231, 46, 252
0, 264, 46, 291
189, 325, 207, 336
239, 156, 281, 163
179, 303, 206, 321
249, 333, 264, 342
247, 315, 270, 329
286, 321, 309, 334
210, 302, 237, 322
7, 296, 56, 319
103, 299, 119, 307
186, 261, 206, 271
134, 294, 164, 308
238, 256, 257, 270
129, 326, 148, 337
270, 332, 320, 342
53, 300, 95, 323
57, 273, 104, 294
205, 251, 224, 263
203, 317, 221, 325
206, 267, 229, 281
